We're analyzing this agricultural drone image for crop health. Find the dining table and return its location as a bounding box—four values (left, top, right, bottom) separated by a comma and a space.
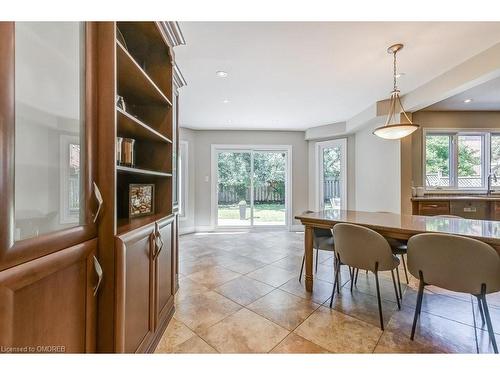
295, 209, 500, 292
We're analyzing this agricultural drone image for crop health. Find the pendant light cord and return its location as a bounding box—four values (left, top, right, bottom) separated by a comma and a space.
393, 50, 398, 92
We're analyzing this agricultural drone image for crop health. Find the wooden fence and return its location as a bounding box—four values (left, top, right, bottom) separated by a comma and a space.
218, 178, 340, 204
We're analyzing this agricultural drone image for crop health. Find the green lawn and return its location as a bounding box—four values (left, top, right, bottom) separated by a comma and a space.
218, 203, 285, 223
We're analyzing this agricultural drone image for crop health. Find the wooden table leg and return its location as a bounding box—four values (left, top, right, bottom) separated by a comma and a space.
304, 225, 314, 292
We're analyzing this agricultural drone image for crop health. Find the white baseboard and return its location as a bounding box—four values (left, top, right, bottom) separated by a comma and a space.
179, 226, 196, 235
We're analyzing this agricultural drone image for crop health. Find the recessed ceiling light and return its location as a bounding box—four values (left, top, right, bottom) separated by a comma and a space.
464, 98, 473, 103
223, 99, 230, 104
216, 71, 228, 78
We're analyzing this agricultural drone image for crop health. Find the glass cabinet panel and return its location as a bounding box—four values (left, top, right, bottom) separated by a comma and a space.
14, 22, 86, 241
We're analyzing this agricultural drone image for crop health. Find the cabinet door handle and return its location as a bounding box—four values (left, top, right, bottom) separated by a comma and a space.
93, 255, 103, 296
154, 227, 164, 259
92, 182, 104, 223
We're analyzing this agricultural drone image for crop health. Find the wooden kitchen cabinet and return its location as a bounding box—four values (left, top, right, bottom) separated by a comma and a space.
115, 223, 156, 353
154, 216, 175, 335
415, 201, 450, 216
0, 239, 99, 353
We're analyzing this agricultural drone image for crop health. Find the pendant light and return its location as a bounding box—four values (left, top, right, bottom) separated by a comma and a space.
373, 43, 419, 140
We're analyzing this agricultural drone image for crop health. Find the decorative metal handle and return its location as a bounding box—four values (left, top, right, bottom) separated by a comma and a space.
93, 256, 103, 296
428, 204, 439, 208
154, 223, 164, 258
92, 182, 103, 223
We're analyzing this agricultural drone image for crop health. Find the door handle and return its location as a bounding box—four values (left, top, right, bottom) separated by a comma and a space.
93, 255, 103, 296
154, 223, 164, 258
92, 182, 104, 223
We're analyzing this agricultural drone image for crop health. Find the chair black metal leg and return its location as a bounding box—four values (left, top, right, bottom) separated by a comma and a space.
395, 267, 403, 300
350, 267, 355, 292
401, 254, 409, 284
374, 263, 384, 330
299, 255, 305, 282
390, 270, 401, 310
476, 295, 485, 325
354, 268, 359, 285
329, 255, 341, 308
480, 284, 498, 354
315, 249, 319, 273
411, 271, 425, 340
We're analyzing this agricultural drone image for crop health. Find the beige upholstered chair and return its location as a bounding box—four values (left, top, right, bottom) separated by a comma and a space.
299, 228, 335, 282
407, 233, 500, 353
330, 223, 401, 330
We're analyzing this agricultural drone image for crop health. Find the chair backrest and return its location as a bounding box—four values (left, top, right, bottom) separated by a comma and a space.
407, 233, 500, 295
333, 223, 395, 272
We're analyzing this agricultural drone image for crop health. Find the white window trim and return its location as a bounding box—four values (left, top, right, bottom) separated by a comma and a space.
423, 128, 498, 193
210, 144, 293, 231
59, 134, 80, 224
314, 138, 347, 211
179, 140, 188, 220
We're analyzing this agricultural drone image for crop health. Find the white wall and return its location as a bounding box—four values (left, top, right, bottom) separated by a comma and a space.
354, 121, 401, 214
179, 128, 308, 231
179, 128, 197, 233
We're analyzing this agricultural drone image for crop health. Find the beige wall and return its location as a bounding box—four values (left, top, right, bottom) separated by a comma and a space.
179, 128, 309, 231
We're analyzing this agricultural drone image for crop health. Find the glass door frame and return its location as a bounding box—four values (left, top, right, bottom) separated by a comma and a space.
211, 144, 292, 230
315, 138, 347, 211
0, 22, 98, 271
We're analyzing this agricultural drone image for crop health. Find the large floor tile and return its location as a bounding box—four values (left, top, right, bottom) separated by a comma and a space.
247, 289, 319, 330
247, 264, 298, 287
171, 336, 218, 354
270, 332, 330, 353
279, 277, 335, 305
199, 308, 289, 353
154, 318, 195, 353
374, 331, 443, 353
174, 290, 241, 333
175, 277, 210, 303
386, 305, 478, 353
187, 266, 241, 289
215, 276, 274, 306
294, 306, 382, 353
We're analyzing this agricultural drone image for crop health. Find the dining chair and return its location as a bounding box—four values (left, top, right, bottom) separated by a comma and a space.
407, 233, 500, 353
330, 223, 401, 330
299, 228, 335, 282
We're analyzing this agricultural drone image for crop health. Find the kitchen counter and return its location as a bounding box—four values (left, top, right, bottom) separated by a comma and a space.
412, 194, 500, 201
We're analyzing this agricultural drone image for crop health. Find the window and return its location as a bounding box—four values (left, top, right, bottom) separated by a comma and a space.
424, 130, 496, 191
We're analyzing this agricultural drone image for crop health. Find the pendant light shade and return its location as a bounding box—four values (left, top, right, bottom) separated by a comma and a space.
373, 44, 419, 140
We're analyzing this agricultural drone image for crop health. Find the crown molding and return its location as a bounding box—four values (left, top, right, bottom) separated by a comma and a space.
173, 64, 187, 89
159, 21, 186, 48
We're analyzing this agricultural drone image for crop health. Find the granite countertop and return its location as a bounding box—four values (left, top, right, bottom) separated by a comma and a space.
411, 194, 500, 201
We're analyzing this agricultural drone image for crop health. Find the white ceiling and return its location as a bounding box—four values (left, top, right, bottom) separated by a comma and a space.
175, 22, 500, 131
423, 76, 500, 111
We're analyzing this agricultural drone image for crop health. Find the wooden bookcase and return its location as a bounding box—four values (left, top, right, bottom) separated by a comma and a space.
95, 21, 186, 353
115, 22, 174, 233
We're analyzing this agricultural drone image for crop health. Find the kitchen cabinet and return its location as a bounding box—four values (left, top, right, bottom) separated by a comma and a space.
114, 215, 176, 353
115, 223, 156, 353
412, 196, 500, 220
0, 239, 99, 353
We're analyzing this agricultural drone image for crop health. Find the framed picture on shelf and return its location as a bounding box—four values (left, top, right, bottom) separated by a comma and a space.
129, 183, 155, 218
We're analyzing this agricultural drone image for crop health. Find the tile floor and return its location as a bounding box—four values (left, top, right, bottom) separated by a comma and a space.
155, 230, 500, 354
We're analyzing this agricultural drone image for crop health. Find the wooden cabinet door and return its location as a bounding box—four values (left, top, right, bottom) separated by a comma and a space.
115, 224, 155, 353
0, 22, 99, 272
154, 216, 175, 332
418, 201, 450, 216
0, 239, 98, 353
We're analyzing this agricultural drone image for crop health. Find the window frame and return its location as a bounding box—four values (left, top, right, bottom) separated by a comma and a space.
423, 128, 495, 192
178, 140, 188, 219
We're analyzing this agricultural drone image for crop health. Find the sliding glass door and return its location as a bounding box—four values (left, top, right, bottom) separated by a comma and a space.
215, 148, 289, 227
